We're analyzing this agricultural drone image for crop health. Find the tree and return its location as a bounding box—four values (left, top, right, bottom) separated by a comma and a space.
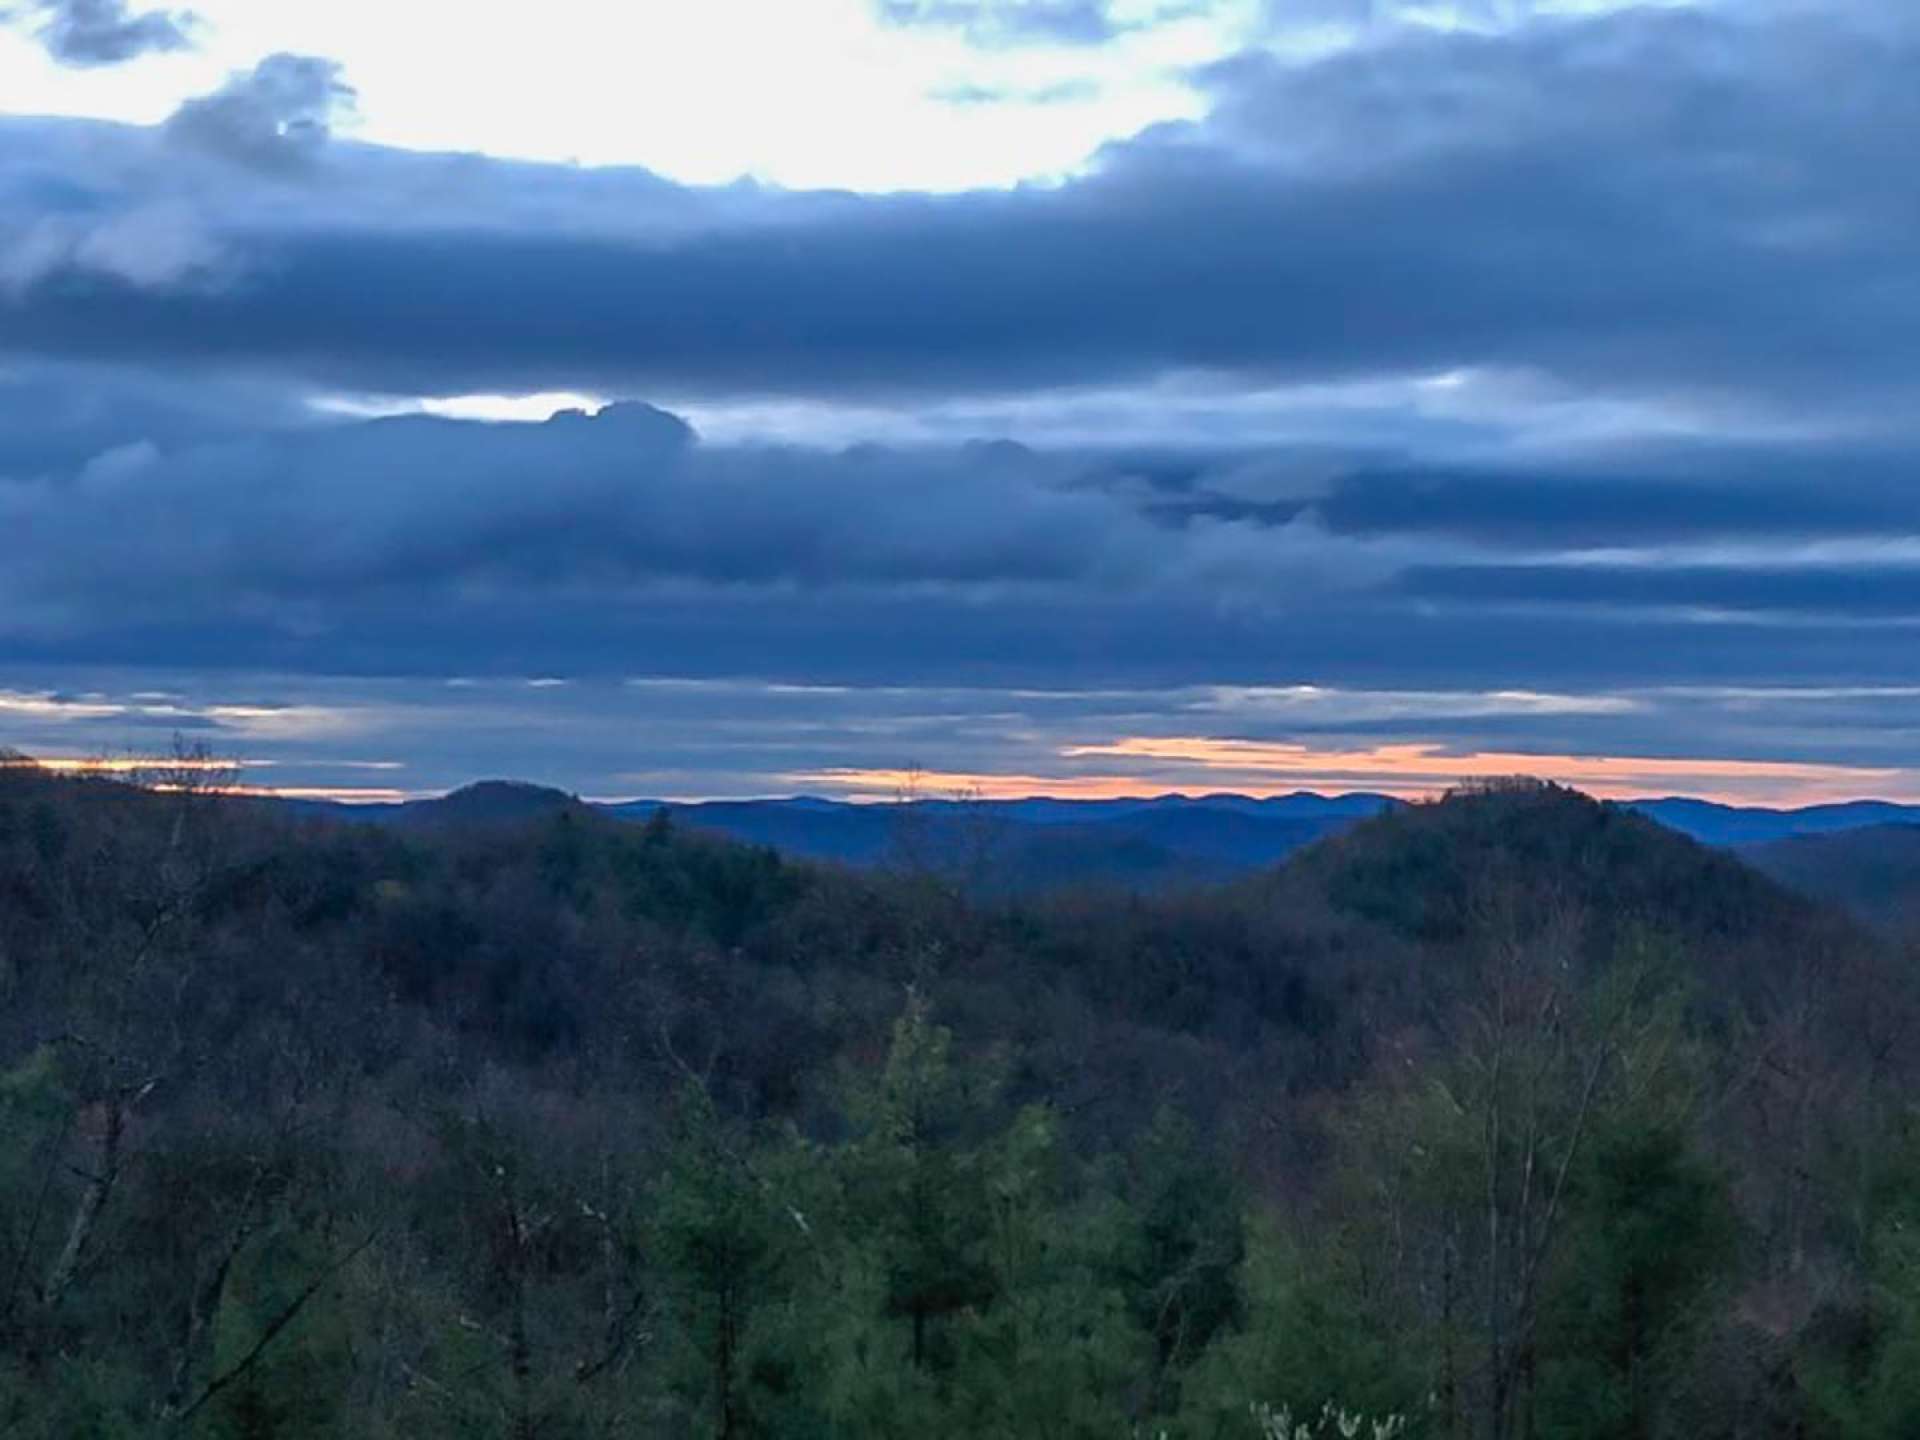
1325, 897, 1706, 1440
1118, 1106, 1246, 1408
655, 1083, 795, 1439
843, 990, 998, 1374
1533, 1116, 1735, 1439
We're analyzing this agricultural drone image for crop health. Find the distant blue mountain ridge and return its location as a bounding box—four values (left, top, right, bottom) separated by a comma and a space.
281, 783, 1920, 890
597, 790, 1405, 886
1619, 797, 1920, 846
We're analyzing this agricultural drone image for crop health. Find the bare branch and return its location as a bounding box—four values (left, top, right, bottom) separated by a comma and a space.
173, 1229, 380, 1426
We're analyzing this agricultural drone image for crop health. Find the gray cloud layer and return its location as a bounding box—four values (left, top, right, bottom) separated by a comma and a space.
1, 403, 1176, 600
0, 390, 1914, 704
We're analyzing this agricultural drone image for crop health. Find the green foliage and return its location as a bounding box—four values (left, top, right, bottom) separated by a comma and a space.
843, 992, 1000, 1370
655, 1084, 800, 1436
0, 768, 1910, 1436
1176, 1220, 1426, 1440
199, 1227, 359, 1440
1533, 1120, 1738, 1439
1801, 1119, 1920, 1439
1118, 1107, 1247, 1390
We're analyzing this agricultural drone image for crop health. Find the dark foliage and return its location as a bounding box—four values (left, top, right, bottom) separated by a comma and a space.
0, 764, 1912, 1436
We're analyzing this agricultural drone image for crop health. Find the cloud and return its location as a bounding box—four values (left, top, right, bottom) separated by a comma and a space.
9, 0, 195, 66
3, 391, 1918, 713
930, 77, 1103, 105
13, 666, 1920, 806
1, 2, 1912, 435
1310, 451, 1920, 549
165, 53, 357, 174
0, 395, 1462, 693
0, 402, 1199, 614
811, 743, 1916, 806
0, 361, 316, 481
1401, 560, 1920, 619
876, 0, 1123, 46
2, 0, 1919, 798
1255, 0, 1645, 41
0, 203, 226, 296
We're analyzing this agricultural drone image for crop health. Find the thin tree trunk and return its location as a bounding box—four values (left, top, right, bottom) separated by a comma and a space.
717, 1280, 738, 1440
45, 1094, 122, 1307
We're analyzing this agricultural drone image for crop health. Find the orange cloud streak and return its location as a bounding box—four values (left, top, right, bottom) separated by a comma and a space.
789, 769, 1199, 802
212, 785, 411, 804
5, 757, 408, 805
795, 739, 1920, 808
8, 756, 260, 775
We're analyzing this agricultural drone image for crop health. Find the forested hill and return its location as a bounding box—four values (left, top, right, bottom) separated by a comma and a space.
1, 764, 1916, 1436
1743, 823, 1920, 935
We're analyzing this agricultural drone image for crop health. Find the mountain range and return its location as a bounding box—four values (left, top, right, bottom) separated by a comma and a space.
283, 783, 1920, 903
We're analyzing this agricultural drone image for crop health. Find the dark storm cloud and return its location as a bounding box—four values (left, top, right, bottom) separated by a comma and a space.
3, 373, 1918, 700
2, 1, 1914, 426
8, 0, 194, 66
1311, 455, 1920, 548
1403, 562, 1920, 618
164, 53, 356, 174
0, 362, 317, 478
0, 395, 1473, 697
11, 572, 1920, 700
3, 394, 1917, 705
0, 402, 1194, 610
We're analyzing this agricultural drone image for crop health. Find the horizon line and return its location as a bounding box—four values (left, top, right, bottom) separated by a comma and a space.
12, 754, 1920, 813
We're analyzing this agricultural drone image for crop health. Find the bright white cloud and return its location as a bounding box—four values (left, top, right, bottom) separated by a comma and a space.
1, 0, 1690, 191
0, 0, 1241, 189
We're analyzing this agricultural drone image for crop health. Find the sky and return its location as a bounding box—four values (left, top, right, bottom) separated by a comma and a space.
2, 0, 1919, 806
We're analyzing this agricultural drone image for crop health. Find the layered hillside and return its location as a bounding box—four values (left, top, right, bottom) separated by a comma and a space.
0, 765, 1909, 1437
1747, 822, 1920, 935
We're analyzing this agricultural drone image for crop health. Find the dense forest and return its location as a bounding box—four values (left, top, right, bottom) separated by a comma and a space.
2, 755, 1918, 1437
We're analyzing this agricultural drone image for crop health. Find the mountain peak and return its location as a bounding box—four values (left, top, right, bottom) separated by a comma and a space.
401, 780, 583, 828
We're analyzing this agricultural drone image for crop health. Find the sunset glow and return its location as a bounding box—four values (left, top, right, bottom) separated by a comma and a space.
796, 741, 1920, 809
3, 755, 408, 804
12, 755, 265, 775
190, 784, 413, 804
